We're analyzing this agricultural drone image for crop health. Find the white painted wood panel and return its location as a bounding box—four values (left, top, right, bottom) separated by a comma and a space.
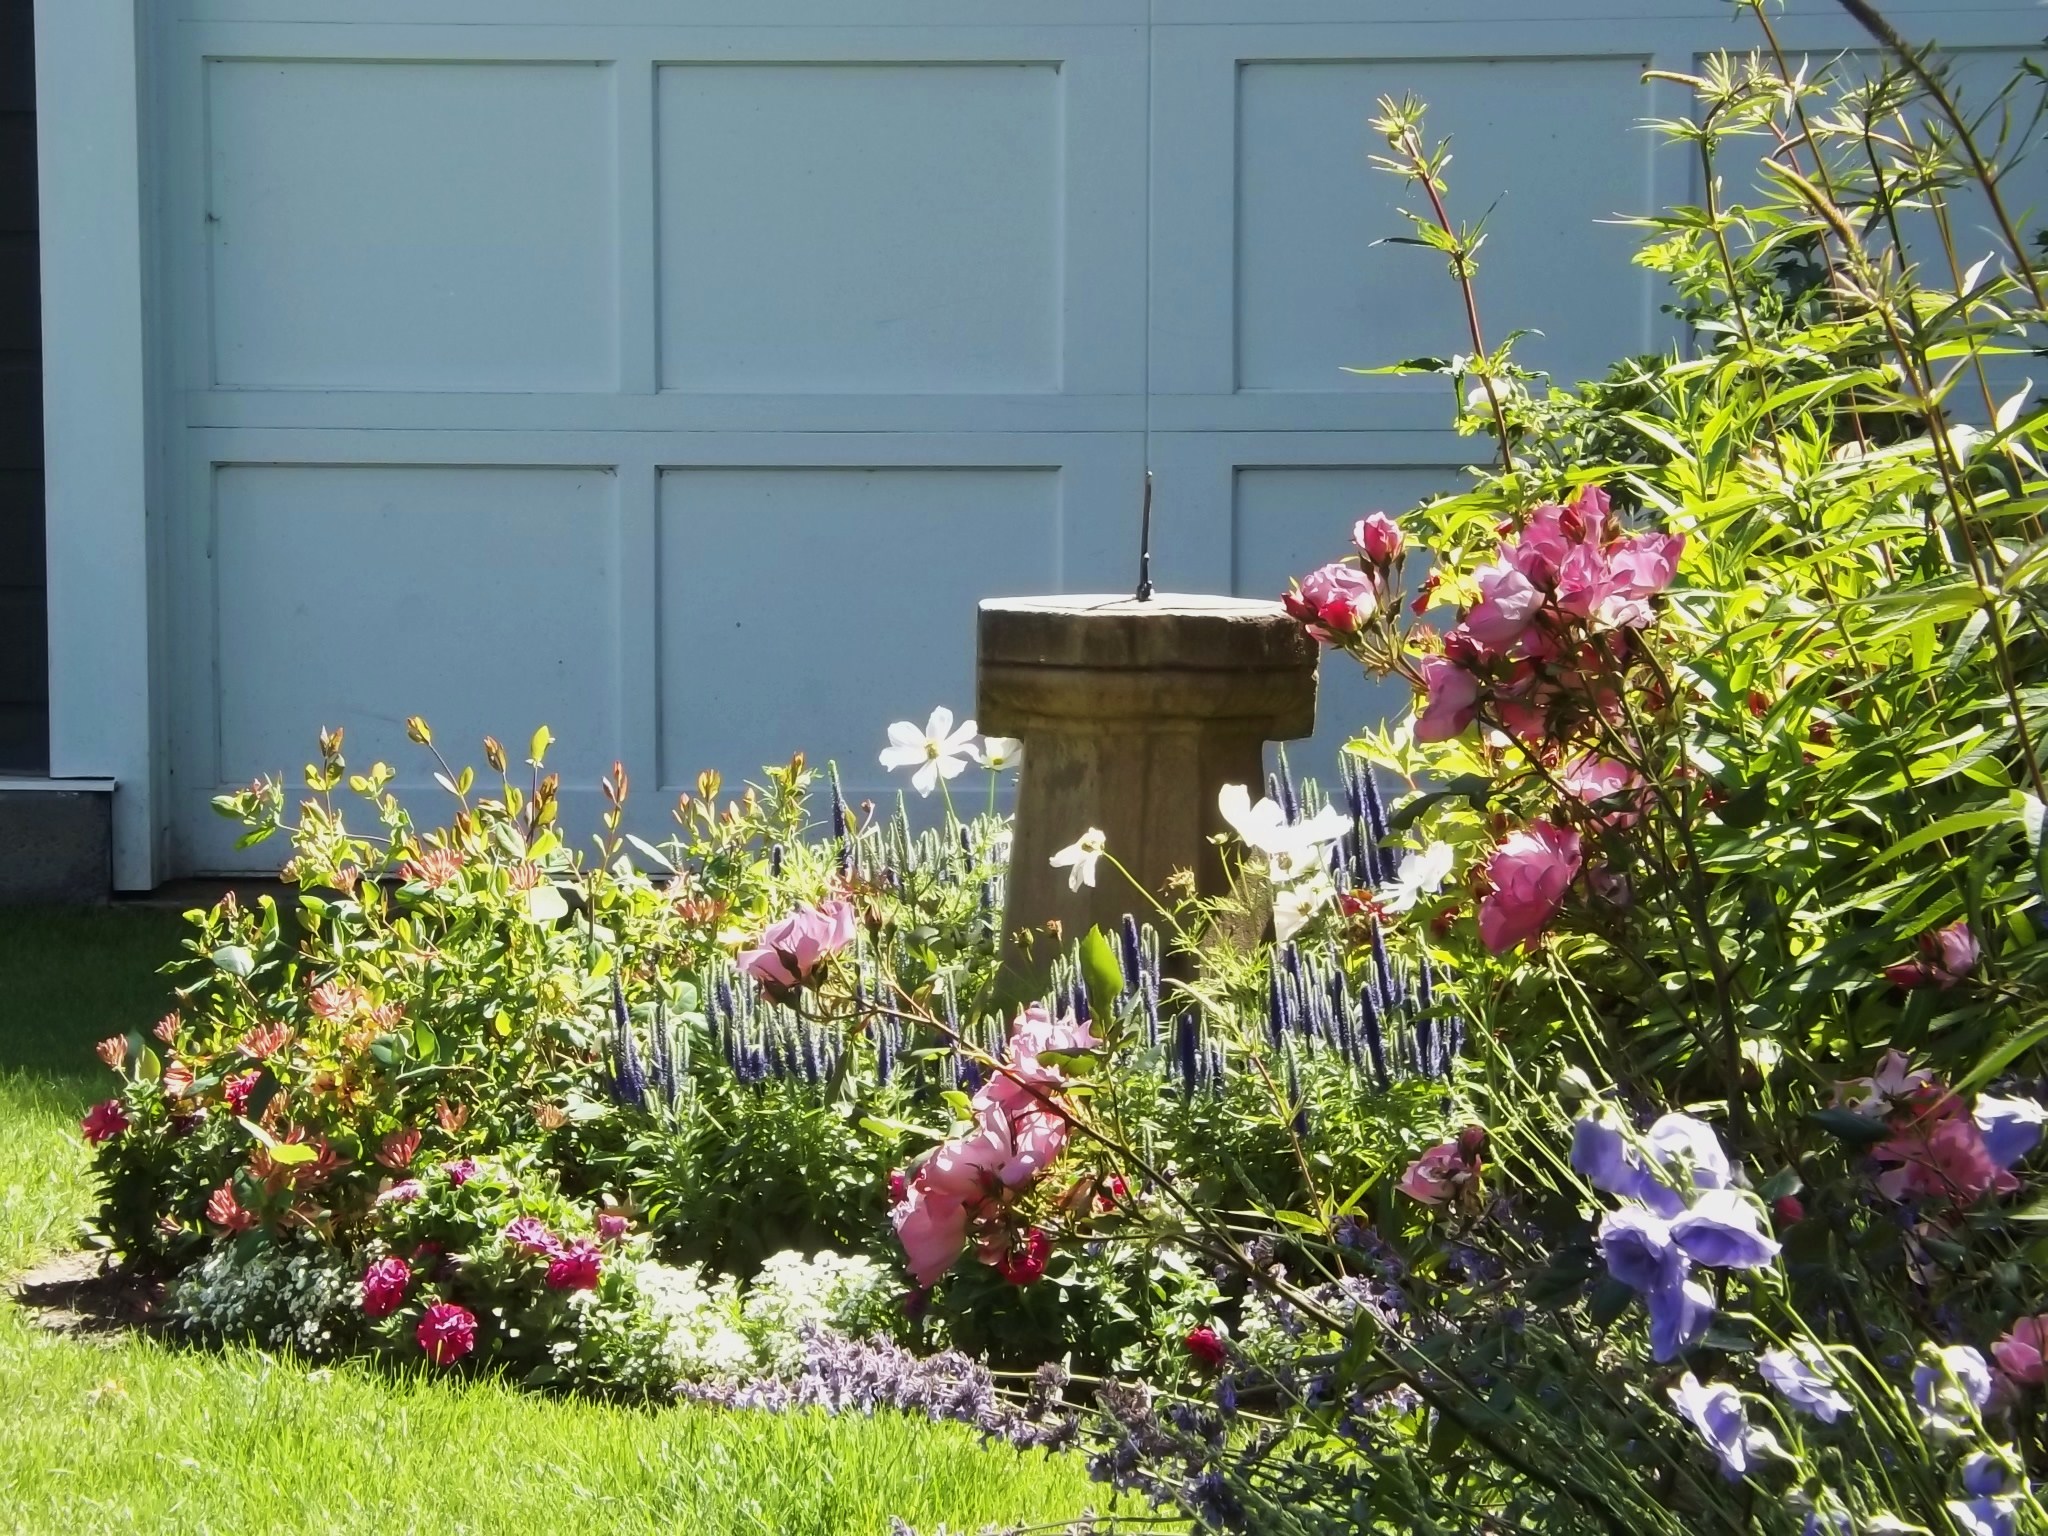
100, 0, 2043, 873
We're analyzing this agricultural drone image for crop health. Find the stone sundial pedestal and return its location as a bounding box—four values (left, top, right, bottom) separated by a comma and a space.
977, 593, 1319, 964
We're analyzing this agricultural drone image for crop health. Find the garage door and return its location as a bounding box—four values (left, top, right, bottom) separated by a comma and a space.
149, 0, 2033, 871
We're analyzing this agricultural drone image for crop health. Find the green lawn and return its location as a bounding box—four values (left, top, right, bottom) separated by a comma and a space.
0, 907, 1104, 1536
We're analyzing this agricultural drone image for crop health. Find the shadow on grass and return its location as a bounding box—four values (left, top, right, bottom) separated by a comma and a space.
0, 906, 190, 1079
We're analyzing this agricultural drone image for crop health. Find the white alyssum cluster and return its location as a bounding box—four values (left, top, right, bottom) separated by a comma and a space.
636, 1249, 900, 1382
170, 1243, 357, 1356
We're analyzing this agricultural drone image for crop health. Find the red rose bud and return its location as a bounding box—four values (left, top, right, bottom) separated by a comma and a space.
1185, 1326, 1228, 1371
1772, 1196, 1805, 1227
887, 1169, 908, 1205
1456, 1125, 1489, 1163
999, 1228, 1052, 1287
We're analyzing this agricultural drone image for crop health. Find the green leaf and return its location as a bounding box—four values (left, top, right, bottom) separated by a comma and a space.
211, 945, 255, 978
1078, 927, 1124, 1023
1806, 1107, 1890, 1147
523, 884, 570, 924
1387, 775, 1492, 834
1957, 1016, 2048, 1097
1865, 808, 2013, 874
411, 1021, 439, 1063
529, 725, 553, 765
265, 1141, 318, 1167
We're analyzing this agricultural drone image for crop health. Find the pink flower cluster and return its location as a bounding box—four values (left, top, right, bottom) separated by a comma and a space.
416, 1302, 476, 1366
501, 1216, 603, 1290
1283, 513, 1407, 641
1400, 1125, 1487, 1205
738, 898, 857, 999
1835, 1051, 2042, 1206
80, 1100, 131, 1145
891, 1004, 1098, 1288
1415, 487, 1683, 745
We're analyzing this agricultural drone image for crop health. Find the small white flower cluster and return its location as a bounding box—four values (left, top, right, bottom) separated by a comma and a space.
170, 1243, 357, 1356
741, 1249, 897, 1375
879, 707, 1023, 797
636, 1249, 899, 1382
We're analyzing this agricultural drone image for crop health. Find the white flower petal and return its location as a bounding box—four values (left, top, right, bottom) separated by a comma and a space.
887, 720, 927, 750
924, 706, 955, 742
936, 754, 971, 781
941, 718, 979, 753
911, 760, 940, 797
879, 745, 927, 770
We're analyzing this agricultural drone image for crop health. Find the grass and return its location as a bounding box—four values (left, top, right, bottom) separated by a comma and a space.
0, 906, 1105, 1536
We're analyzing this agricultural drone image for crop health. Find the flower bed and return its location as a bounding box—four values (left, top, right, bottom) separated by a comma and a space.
73, 12, 2048, 1534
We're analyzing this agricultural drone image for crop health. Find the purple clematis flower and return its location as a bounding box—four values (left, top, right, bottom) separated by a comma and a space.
1668, 1374, 1777, 1481
1974, 1095, 2047, 1171
1758, 1346, 1852, 1423
1671, 1189, 1781, 1270
1597, 1207, 1687, 1295
1961, 1452, 2017, 1498
1647, 1277, 1716, 1362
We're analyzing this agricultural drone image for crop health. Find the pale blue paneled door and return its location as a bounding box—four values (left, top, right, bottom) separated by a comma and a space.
150, 0, 2039, 871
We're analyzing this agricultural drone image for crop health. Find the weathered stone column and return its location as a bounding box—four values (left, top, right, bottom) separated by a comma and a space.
978, 594, 1318, 961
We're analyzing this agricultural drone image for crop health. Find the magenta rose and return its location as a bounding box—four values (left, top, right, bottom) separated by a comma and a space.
1993, 1316, 2048, 1386
545, 1239, 603, 1292
416, 1302, 477, 1366
1414, 655, 1481, 742
360, 1256, 412, 1319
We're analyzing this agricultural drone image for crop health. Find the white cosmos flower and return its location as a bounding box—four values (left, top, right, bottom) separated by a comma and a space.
1378, 841, 1456, 913
1274, 873, 1336, 942
976, 737, 1024, 771
879, 707, 980, 797
1217, 784, 1352, 861
1049, 828, 1107, 892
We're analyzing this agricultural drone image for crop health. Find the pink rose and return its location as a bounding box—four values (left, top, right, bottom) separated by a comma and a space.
360, 1256, 412, 1319
1352, 513, 1405, 565
1993, 1315, 2048, 1385
1551, 542, 1617, 620
596, 1213, 631, 1244
1399, 1142, 1468, 1204
1885, 920, 1981, 991
1873, 1092, 2018, 1205
1414, 656, 1481, 742
416, 1302, 477, 1366
1463, 564, 1543, 649
1561, 755, 1645, 825
1606, 532, 1684, 599
738, 898, 857, 995
1477, 820, 1583, 954
1006, 1003, 1101, 1071
892, 1179, 973, 1288
1284, 563, 1380, 638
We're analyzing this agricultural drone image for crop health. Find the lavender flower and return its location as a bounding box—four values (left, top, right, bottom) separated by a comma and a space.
1961, 1452, 2017, 1498
1914, 1344, 1992, 1435
1648, 1279, 1716, 1362
1950, 1499, 2019, 1536
1644, 1113, 1732, 1193
1598, 1207, 1687, 1295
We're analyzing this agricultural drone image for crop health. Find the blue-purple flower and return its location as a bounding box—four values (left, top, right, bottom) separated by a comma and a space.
1645, 1112, 1732, 1192
1647, 1278, 1716, 1362
1668, 1374, 1779, 1481
1961, 1451, 2017, 1497
1758, 1345, 1853, 1423
1597, 1207, 1686, 1294
1974, 1095, 2046, 1171
1671, 1189, 1781, 1270
1915, 1344, 1993, 1438
1572, 1111, 1685, 1216
1949, 1498, 2018, 1536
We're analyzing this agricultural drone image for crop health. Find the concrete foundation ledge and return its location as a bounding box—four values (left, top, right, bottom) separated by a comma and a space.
0, 779, 114, 905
